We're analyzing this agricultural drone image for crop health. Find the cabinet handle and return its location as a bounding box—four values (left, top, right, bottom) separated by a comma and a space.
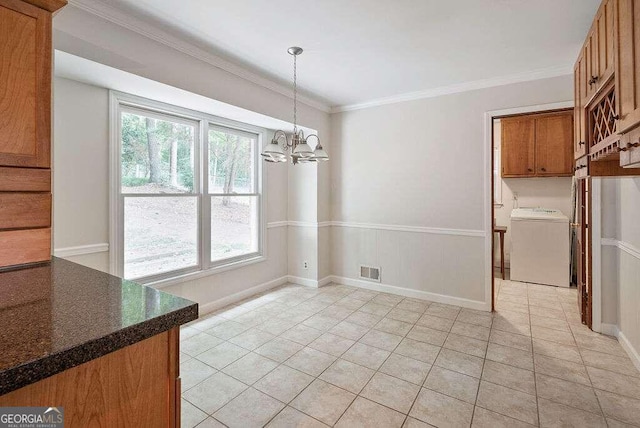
620, 142, 639, 151
579, 141, 585, 146
541, 167, 547, 172
589, 75, 599, 85
527, 168, 533, 172
610, 114, 620, 124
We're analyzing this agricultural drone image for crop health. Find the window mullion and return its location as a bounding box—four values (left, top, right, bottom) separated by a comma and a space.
201, 120, 212, 269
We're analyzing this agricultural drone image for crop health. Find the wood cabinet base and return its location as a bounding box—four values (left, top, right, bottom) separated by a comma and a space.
0, 328, 180, 427
590, 159, 640, 176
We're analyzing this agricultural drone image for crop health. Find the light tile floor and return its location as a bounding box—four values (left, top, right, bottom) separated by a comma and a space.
179, 277, 640, 427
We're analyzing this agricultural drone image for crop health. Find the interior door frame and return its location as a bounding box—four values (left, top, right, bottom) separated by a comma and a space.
483, 101, 574, 312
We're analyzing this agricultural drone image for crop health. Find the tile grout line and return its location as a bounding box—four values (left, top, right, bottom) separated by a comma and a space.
528, 285, 542, 427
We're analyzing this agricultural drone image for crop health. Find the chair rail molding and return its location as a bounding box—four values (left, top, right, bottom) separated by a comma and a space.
268, 220, 484, 236
330, 221, 485, 237
601, 238, 640, 260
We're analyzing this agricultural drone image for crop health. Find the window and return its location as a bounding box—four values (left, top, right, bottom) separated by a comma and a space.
111, 93, 264, 283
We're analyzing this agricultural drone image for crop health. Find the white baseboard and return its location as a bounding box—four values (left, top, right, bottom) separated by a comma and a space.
54, 243, 109, 257
318, 276, 333, 287
198, 275, 289, 316
598, 323, 640, 373
286, 275, 321, 288
329, 275, 489, 311
600, 323, 619, 337
618, 331, 640, 373
197, 271, 491, 319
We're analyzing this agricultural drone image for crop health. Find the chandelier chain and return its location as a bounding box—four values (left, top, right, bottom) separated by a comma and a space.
293, 52, 297, 134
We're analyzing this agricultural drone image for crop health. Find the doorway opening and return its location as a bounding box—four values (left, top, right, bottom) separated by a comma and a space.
487, 103, 578, 314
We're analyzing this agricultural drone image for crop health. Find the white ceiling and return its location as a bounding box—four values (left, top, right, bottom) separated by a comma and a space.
96, 0, 599, 109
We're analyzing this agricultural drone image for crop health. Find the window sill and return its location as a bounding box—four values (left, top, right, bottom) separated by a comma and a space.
143, 254, 267, 289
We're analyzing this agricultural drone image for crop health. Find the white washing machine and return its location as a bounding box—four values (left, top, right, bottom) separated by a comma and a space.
510, 208, 570, 287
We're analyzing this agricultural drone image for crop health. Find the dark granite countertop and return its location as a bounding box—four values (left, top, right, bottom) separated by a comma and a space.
0, 257, 198, 396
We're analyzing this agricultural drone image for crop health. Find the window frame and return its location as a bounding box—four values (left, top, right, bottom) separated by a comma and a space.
109, 91, 266, 287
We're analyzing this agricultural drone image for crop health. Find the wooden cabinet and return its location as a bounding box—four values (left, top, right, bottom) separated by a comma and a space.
584, 0, 616, 102
574, 59, 588, 158
0, 0, 63, 270
535, 113, 573, 175
573, 0, 640, 178
615, 0, 640, 134
585, 29, 599, 101
0, 1, 51, 168
0, 328, 181, 427
501, 111, 573, 178
501, 116, 535, 177
620, 125, 640, 167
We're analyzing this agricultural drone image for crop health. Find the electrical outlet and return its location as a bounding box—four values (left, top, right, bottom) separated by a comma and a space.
303, 261, 309, 269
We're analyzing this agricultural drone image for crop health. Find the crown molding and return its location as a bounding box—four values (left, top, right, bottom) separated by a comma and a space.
331, 65, 573, 113
66, 0, 331, 113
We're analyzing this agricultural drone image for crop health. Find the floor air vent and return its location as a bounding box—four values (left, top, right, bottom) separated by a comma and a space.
359, 265, 381, 282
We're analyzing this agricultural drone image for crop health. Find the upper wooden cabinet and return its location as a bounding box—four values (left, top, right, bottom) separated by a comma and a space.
536, 113, 574, 176
501, 116, 535, 177
585, 0, 616, 101
0, 0, 52, 168
574, 56, 587, 158
573, 0, 640, 177
615, 0, 640, 134
0, 0, 64, 270
501, 111, 573, 178
585, 29, 599, 101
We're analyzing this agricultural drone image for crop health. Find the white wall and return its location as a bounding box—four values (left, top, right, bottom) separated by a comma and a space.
53, 77, 110, 272
330, 75, 573, 308
493, 120, 573, 266
600, 178, 619, 326
597, 175, 640, 369
615, 178, 640, 366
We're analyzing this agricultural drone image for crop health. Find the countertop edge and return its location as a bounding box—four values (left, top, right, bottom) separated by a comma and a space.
0, 302, 197, 396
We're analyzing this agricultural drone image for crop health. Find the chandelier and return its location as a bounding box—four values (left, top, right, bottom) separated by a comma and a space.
260, 47, 328, 164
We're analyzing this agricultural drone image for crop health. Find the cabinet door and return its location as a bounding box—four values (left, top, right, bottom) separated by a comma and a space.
585, 29, 599, 101
0, 1, 51, 168
501, 117, 535, 177
615, 0, 640, 133
596, 0, 615, 84
535, 113, 574, 176
574, 60, 587, 159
